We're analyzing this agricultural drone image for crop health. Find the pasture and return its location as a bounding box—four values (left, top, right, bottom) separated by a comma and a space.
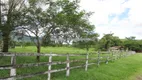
9, 46, 94, 54
0, 46, 142, 80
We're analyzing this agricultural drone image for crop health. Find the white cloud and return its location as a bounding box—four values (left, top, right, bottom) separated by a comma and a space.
80, 0, 142, 39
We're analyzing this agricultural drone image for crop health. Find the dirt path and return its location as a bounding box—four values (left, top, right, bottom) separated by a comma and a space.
127, 67, 142, 80
135, 75, 142, 80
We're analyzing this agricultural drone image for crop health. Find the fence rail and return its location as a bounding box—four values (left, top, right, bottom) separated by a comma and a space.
0, 51, 135, 80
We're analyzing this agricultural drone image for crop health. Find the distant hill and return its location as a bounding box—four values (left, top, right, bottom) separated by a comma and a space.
0, 32, 32, 42
12, 34, 32, 42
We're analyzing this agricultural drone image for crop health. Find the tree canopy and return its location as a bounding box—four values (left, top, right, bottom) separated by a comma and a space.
0, 0, 96, 61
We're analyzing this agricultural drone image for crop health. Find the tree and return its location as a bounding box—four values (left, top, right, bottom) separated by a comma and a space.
99, 34, 113, 50
44, 0, 95, 46
0, 0, 26, 52
16, 0, 50, 61
19, 0, 95, 61
126, 36, 136, 40
0, 0, 95, 61
99, 33, 122, 51
123, 37, 142, 52
73, 32, 99, 51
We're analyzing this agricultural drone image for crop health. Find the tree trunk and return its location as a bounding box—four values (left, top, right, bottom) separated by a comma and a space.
36, 37, 41, 62
2, 32, 10, 52
36, 45, 40, 62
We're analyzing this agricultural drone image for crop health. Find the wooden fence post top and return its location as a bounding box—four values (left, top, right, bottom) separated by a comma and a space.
67, 53, 69, 55
10, 55, 16, 80
66, 53, 70, 77
85, 52, 89, 71
98, 51, 101, 54
48, 52, 53, 80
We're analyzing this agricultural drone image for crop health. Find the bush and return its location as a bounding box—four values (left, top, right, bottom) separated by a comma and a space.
124, 40, 142, 52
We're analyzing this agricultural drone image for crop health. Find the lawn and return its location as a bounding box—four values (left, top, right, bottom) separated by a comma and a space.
0, 46, 142, 80
9, 46, 95, 54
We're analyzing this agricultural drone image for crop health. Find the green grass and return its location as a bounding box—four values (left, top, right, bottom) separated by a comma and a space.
0, 46, 142, 80
9, 46, 95, 54
128, 69, 142, 80
50, 54, 142, 80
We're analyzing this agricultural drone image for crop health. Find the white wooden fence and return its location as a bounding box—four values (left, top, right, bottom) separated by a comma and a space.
0, 51, 135, 80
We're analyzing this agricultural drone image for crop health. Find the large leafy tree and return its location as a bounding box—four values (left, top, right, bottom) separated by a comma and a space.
43, 0, 95, 45
19, 0, 95, 61
0, 0, 26, 52
0, 0, 95, 62
19, 0, 53, 61
21, 0, 46, 52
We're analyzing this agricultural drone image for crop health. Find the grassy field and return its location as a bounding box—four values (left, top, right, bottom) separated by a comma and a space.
0, 46, 142, 80
128, 68, 142, 80
9, 46, 95, 54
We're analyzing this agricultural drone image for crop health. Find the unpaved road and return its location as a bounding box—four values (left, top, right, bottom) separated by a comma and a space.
136, 75, 142, 80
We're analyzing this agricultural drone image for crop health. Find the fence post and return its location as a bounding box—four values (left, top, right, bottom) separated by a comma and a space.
114, 51, 117, 60
66, 53, 70, 77
127, 50, 130, 56
97, 51, 100, 67
109, 50, 111, 61
119, 50, 122, 58
115, 51, 118, 60
85, 53, 89, 71
105, 51, 109, 64
122, 50, 125, 57
116, 51, 118, 59
10, 54, 16, 80
48, 53, 52, 80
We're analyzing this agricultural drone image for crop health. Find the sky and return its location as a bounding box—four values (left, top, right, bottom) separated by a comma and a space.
80, 0, 142, 39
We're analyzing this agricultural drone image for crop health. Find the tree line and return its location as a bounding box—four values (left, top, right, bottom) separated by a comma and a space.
0, 0, 95, 61
73, 34, 142, 52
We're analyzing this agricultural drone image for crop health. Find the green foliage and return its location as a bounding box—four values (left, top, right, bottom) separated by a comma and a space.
0, 0, 26, 52
126, 36, 136, 40
123, 39, 142, 52
9, 40, 16, 49
47, 0, 95, 43
99, 33, 122, 51
21, 42, 35, 47
18, 0, 95, 54
72, 32, 99, 51
96, 35, 142, 52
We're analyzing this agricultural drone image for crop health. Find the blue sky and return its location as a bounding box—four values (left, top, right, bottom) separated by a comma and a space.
80, 0, 142, 39
112, 8, 130, 20
118, 8, 130, 20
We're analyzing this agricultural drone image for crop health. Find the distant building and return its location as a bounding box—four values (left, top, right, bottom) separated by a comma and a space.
109, 46, 124, 51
